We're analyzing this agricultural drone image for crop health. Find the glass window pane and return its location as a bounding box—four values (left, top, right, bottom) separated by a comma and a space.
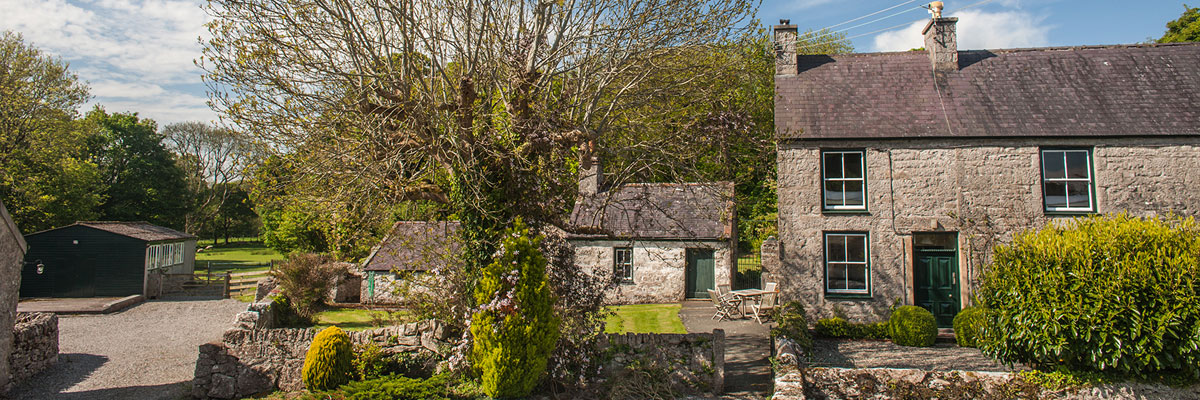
846, 235, 866, 262
843, 181, 864, 206
825, 181, 844, 207
1066, 151, 1089, 179
1067, 182, 1091, 209
824, 153, 842, 179
1043, 151, 1066, 179
827, 263, 847, 290
827, 236, 846, 262
847, 265, 868, 290
843, 152, 863, 179
1044, 182, 1067, 209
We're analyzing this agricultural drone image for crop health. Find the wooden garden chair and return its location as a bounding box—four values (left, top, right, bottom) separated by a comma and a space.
707, 289, 740, 321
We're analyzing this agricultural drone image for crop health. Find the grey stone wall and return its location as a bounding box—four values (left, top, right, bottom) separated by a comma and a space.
572, 240, 734, 304
9, 313, 58, 387
192, 298, 452, 399
777, 137, 1200, 321
600, 330, 725, 396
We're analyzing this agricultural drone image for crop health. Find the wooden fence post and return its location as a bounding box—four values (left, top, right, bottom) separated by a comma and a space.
223, 272, 231, 299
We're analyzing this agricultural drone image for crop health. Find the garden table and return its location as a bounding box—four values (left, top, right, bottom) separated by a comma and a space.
729, 288, 777, 318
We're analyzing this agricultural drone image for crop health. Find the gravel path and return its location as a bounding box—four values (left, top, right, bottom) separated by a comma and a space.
9, 299, 247, 400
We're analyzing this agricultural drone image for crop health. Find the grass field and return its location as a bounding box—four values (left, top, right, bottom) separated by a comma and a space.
195, 241, 284, 272
604, 303, 687, 334
312, 308, 412, 332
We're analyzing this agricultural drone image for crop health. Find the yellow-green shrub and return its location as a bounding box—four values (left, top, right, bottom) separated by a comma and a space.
889, 306, 937, 347
302, 326, 354, 391
978, 214, 1200, 378
469, 219, 559, 398
952, 306, 986, 348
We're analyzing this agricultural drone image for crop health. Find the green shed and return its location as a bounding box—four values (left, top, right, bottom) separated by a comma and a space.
20, 221, 197, 298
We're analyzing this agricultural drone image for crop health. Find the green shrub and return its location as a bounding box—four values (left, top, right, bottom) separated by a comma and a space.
889, 306, 937, 347
770, 301, 813, 353
952, 306, 987, 348
271, 253, 346, 318
302, 326, 354, 391
814, 317, 890, 340
271, 296, 313, 327
978, 214, 1200, 378
338, 374, 451, 400
469, 219, 559, 398
352, 343, 386, 380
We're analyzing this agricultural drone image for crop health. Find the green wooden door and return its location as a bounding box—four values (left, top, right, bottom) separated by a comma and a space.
915, 248, 959, 328
685, 249, 715, 299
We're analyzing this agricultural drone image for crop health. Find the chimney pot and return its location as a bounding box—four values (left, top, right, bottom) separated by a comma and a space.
773, 22, 799, 75
922, 17, 959, 74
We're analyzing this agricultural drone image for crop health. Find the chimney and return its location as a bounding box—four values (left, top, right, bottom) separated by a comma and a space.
578, 141, 603, 196
774, 19, 798, 75
922, 11, 959, 74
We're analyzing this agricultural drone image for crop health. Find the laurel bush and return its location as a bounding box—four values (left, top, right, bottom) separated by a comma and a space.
889, 306, 937, 347
302, 326, 354, 391
978, 214, 1200, 378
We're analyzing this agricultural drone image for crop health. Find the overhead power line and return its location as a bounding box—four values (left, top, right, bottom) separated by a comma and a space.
794, 0, 1001, 51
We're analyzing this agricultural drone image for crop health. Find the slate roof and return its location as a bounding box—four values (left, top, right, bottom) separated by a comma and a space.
75, 221, 196, 242
775, 43, 1200, 140
362, 221, 461, 272
568, 183, 735, 241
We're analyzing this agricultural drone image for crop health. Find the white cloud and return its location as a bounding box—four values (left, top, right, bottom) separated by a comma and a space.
0, 0, 214, 124
871, 10, 1052, 52
88, 92, 215, 126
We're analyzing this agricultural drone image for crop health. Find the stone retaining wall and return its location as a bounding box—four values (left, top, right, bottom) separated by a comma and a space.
600, 330, 725, 396
10, 312, 58, 386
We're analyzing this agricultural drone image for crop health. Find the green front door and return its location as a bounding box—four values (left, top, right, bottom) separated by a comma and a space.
685, 249, 715, 299
915, 247, 959, 328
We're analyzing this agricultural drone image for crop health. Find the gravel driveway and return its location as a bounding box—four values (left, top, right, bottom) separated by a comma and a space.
9, 299, 246, 400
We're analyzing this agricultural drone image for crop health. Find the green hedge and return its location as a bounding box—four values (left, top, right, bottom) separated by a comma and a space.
978, 214, 1200, 378
814, 317, 889, 340
952, 307, 986, 348
770, 301, 813, 353
889, 306, 937, 347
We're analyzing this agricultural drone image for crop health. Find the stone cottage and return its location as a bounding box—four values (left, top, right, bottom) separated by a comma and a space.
771, 16, 1200, 326
360, 221, 461, 304
0, 200, 27, 393
569, 154, 737, 304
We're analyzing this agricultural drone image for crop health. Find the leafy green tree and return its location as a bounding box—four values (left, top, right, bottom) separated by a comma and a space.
470, 219, 559, 397
1158, 5, 1200, 43
88, 108, 190, 229
163, 121, 256, 237
0, 31, 103, 231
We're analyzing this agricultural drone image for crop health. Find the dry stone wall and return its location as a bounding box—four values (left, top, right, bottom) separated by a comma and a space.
573, 239, 734, 304
600, 330, 725, 396
776, 137, 1200, 321
9, 313, 58, 387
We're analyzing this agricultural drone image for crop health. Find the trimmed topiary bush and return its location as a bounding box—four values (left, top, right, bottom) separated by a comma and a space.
889, 306, 937, 347
814, 317, 890, 340
302, 326, 354, 391
469, 219, 559, 398
978, 214, 1200, 378
952, 306, 987, 348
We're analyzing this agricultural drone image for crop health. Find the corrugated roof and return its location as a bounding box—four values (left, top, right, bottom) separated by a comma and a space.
568, 182, 735, 240
775, 43, 1200, 140
362, 221, 461, 272
76, 221, 196, 242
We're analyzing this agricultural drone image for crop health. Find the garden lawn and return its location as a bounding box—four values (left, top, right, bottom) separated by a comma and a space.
195, 240, 283, 271
313, 308, 386, 332
604, 303, 686, 334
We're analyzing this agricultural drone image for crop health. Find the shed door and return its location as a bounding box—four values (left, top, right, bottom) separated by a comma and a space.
685, 249, 715, 299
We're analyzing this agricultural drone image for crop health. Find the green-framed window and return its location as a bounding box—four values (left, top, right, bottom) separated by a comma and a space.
1040, 148, 1095, 213
614, 247, 633, 282
824, 232, 870, 296
822, 150, 867, 211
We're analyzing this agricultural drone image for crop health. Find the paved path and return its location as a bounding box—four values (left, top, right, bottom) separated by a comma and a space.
9, 299, 246, 400
679, 300, 773, 399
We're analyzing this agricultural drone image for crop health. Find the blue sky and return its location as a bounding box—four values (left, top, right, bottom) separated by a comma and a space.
0, 0, 1190, 126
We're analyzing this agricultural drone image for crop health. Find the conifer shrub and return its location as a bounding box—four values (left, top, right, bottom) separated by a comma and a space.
978, 214, 1200, 378
302, 326, 354, 391
952, 306, 987, 348
888, 306, 937, 347
469, 219, 560, 398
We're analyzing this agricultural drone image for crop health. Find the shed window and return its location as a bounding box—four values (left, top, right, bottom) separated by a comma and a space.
147, 242, 185, 270
614, 247, 633, 282
822, 150, 866, 211
1041, 149, 1094, 213
825, 232, 870, 295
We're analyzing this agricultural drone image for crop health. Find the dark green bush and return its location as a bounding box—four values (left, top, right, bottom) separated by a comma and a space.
469, 219, 559, 398
338, 374, 451, 400
270, 296, 315, 327
889, 306, 937, 347
814, 317, 889, 340
978, 214, 1200, 378
302, 326, 354, 391
952, 306, 987, 348
770, 301, 813, 353
352, 344, 440, 381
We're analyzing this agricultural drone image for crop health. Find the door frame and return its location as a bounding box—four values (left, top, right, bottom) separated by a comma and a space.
911, 232, 961, 328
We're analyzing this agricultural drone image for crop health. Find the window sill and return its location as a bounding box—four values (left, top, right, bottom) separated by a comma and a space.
619, 280, 636, 285
824, 293, 873, 300
1044, 210, 1097, 216
822, 209, 871, 215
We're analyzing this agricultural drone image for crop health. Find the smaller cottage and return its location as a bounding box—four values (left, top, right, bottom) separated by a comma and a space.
360, 221, 461, 304
0, 200, 27, 394
21, 221, 197, 298
569, 154, 737, 304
